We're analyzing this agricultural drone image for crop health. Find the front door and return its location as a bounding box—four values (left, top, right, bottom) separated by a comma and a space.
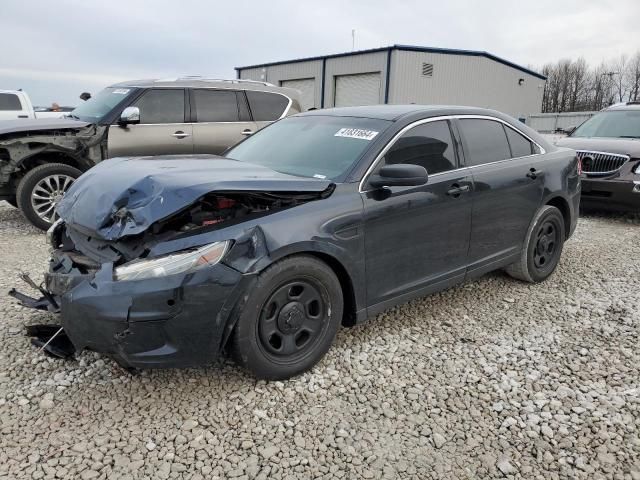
107, 88, 193, 158
362, 120, 473, 308
456, 118, 545, 275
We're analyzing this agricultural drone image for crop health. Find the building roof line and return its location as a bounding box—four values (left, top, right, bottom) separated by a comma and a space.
235, 44, 547, 81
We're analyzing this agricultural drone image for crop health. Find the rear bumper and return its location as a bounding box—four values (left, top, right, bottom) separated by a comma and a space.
580, 177, 640, 211
49, 260, 251, 369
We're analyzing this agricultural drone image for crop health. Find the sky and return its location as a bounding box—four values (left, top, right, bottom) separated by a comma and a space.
2, 0, 639, 107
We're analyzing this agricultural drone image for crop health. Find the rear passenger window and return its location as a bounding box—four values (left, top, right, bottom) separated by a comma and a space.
505, 126, 534, 157
459, 119, 511, 166
193, 89, 239, 122
133, 89, 184, 124
246, 91, 289, 121
381, 120, 456, 175
0, 93, 22, 111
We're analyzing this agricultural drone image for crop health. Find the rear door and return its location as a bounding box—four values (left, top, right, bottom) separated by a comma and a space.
362, 119, 473, 308
457, 117, 545, 275
190, 89, 257, 154
107, 88, 193, 158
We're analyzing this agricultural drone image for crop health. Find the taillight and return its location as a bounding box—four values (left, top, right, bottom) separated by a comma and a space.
576, 155, 582, 175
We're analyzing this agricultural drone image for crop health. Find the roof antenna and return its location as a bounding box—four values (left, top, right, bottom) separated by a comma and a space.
352, 29, 356, 51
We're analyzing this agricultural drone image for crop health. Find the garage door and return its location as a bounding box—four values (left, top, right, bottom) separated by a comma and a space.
334, 72, 381, 107
280, 78, 315, 111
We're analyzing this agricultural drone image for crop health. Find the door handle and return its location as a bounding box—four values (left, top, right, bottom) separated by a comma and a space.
171, 131, 191, 139
526, 168, 542, 179
241, 129, 253, 136
446, 184, 470, 197
18, 115, 28, 118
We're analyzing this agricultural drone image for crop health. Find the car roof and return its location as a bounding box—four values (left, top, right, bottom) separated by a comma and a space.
604, 102, 640, 111
298, 104, 508, 121
109, 77, 297, 96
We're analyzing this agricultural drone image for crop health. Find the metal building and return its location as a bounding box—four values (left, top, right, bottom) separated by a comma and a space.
236, 45, 546, 119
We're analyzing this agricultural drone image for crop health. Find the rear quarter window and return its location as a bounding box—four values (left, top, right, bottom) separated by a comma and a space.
505, 126, 534, 157
0, 93, 22, 111
246, 91, 289, 121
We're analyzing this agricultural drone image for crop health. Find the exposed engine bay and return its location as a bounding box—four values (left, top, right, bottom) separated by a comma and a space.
50, 189, 332, 269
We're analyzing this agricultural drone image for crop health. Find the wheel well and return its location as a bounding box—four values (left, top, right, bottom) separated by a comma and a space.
303, 252, 358, 327
546, 196, 571, 238
19, 152, 81, 173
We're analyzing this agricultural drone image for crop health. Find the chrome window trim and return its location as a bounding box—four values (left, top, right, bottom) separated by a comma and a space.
358, 114, 546, 193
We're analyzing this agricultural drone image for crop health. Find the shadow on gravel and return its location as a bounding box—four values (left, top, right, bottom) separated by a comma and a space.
579, 208, 640, 225
0, 201, 41, 234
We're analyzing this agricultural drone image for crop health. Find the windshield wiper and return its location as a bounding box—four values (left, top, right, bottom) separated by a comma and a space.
618, 135, 640, 139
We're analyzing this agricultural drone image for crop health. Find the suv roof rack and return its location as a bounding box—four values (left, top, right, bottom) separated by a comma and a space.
155, 76, 275, 87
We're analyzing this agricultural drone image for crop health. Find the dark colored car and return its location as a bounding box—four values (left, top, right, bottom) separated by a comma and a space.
556, 102, 640, 211
12, 105, 580, 380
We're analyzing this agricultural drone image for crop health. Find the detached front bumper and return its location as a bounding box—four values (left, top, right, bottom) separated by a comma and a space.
581, 177, 640, 211
36, 255, 250, 369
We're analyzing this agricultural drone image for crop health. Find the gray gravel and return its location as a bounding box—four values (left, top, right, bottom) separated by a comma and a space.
0, 202, 638, 479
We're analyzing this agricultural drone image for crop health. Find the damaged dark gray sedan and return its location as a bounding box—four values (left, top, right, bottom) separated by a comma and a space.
12, 105, 581, 379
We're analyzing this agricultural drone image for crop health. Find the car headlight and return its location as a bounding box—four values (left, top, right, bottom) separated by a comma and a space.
635, 163, 640, 174
114, 241, 230, 281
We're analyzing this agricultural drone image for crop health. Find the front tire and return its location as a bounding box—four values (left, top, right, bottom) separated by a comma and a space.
232, 255, 343, 380
506, 205, 565, 283
16, 163, 81, 230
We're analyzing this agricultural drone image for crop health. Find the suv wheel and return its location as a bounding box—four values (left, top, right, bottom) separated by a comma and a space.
505, 205, 566, 283
16, 163, 81, 230
232, 255, 343, 380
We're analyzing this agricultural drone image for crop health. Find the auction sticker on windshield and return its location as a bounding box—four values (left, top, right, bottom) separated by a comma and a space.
334, 128, 379, 141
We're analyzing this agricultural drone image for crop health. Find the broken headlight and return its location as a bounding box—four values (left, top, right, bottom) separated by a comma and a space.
114, 241, 230, 281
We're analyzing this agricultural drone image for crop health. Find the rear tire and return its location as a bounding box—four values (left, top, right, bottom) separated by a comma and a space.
506, 205, 565, 283
16, 163, 81, 230
232, 255, 343, 380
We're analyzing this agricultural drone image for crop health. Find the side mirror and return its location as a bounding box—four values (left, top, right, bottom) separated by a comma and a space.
119, 106, 140, 126
369, 164, 428, 188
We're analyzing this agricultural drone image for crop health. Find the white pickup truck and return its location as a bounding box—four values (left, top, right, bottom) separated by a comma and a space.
0, 90, 72, 120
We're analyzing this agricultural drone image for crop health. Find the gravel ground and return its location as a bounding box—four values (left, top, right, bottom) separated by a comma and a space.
0, 202, 638, 480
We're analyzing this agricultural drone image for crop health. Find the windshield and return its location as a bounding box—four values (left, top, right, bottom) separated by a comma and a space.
69, 87, 138, 122
572, 110, 640, 138
226, 116, 391, 180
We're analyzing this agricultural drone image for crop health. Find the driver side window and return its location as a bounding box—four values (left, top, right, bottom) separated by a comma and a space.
381, 120, 457, 175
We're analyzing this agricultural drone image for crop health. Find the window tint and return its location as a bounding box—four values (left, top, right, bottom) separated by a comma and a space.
193, 89, 239, 122
381, 121, 456, 174
132, 89, 184, 124
227, 116, 391, 180
505, 126, 534, 157
0, 93, 22, 111
459, 119, 511, 166
246, 91, 289, 121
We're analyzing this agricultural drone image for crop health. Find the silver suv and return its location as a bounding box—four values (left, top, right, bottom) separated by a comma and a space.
0, 77, 302, 229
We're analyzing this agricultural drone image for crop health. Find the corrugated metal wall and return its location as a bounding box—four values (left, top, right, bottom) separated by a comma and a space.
323, 51, 388, 107
526, 112, 596, 132
237, 47, 545, 116
239, 60, 323, 108
389, 50, 544, 118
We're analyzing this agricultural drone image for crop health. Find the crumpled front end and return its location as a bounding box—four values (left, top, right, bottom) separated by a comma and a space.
46, 247, 248, 368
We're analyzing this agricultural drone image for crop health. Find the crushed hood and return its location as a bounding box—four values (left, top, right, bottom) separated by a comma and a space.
0, 118, 90, 137
556, 137, 640, 158
56, 155, 333, 240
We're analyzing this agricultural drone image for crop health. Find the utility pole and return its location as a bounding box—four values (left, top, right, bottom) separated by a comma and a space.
601, 71, 619, 106
352, 29, 355, 51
